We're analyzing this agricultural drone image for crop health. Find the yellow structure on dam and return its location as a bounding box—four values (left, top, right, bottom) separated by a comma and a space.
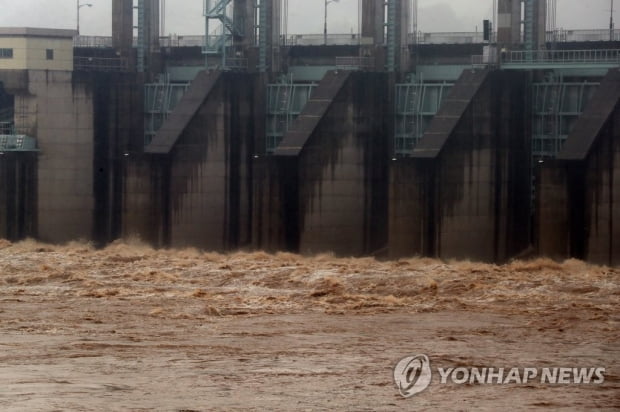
0, 28, 75, 72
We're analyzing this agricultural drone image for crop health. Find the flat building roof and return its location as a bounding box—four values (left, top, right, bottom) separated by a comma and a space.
0, 27, 76, 39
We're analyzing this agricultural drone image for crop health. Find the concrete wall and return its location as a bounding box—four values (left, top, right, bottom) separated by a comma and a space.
536, 115, 620, 266
0, 69, 93, 243
535, 161, 571, 259
416, 44, 485, 66
145, 0, 160, 53
122, 156, 169, 246
112, 0, 159, 72
88, 72, 143, 245
25, 70, 94, 242
0, 70, 140, 245
25, 37, 73, 71
389, 71, 531, 262
293, 73, 389, 256
0, 153, 37, 240
0, 37, 73, 71
163, 73, 255, 251
537, 71, 620, 266
388, 160, 431, 257
360, 0, 410, 71
361, 0, 384, 45
582, 109, 620, 265
0, 38, 28, 70
0, 46, 617, 265
112, 0, 133, 51
497, 0, 546, 48
252, 157, 292, 252
435, 71, 531, 262
497, 0, 522, 45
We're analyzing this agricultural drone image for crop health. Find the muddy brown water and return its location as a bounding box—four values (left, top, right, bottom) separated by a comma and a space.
0, 239, 618, 410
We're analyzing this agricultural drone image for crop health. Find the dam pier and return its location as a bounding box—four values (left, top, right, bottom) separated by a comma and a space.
0, 0, 619, 265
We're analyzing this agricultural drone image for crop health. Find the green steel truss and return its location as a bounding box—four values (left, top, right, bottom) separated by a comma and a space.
385, 0, 397, 72
532, 76, 599, 158
503, 49, 620, 70
524, 0, 535, 60
144, 76, 191, 145
203, 0, 244, 69
256, 0, 269, 72
0, 109, 36, 152
393, 75, 600, 159
394, 81, 453, 155
266, 80, 317, 153
135, 0, 145, 73
0, 134, 37, 152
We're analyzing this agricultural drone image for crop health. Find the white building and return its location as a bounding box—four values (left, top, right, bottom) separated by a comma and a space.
0, 28, 76, 72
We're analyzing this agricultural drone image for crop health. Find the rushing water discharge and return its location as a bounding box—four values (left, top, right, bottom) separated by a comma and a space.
0, 239, 618, 410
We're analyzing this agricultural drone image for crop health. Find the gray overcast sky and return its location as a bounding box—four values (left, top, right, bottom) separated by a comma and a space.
0, 0, 615, 36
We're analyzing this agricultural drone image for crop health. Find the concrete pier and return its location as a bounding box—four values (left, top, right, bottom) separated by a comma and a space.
538, 69, 620, 266
1, 6, 619, 264
389, 70, 531, 262
274, 71, 389, 256
127, 72, 257, 251
0, 153, 36, 240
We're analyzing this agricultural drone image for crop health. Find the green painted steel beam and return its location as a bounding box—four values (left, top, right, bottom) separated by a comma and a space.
502, 63, 620, 70
394, 81, 454, 155
0, 135, 38, 152
265, 81, 317, 153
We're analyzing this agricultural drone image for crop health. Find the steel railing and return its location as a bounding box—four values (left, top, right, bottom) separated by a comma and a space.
411, 31, 489, 45
506, 49, 620, 65
73, 29, 620, 49
547, 29, 620, 43
160, 35, 206, 48
224, 57, 248, 70
335, 56, 374, 70
74, 56, 129, 72
284, 33, 363, 46
0, 135, 37, 151
471, 55, 486, 67
0, 122, 14, 135
73, 35, 114, 48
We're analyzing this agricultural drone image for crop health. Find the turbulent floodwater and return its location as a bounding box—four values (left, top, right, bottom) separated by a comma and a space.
0, 239, 618, 410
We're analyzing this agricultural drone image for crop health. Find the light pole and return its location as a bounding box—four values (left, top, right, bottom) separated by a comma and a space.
77, 1, 93, 35
324, 0, 339, 45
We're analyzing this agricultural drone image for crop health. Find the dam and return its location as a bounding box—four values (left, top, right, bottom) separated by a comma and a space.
0, 0, 619, 265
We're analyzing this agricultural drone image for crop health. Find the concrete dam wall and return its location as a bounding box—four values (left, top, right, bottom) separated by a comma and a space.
0, 70, 142, 245
389, 70, 531, 263
537, 69, 620, 266
1, 68, 619, 265
270, 71, 389, 256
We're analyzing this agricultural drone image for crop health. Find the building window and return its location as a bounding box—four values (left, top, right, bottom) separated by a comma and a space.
0, 48, 13, 59
46, 49, 54, 60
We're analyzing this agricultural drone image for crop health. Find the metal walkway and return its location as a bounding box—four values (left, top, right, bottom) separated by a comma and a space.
502, 49, 620, 70
73, 29, 620, 49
